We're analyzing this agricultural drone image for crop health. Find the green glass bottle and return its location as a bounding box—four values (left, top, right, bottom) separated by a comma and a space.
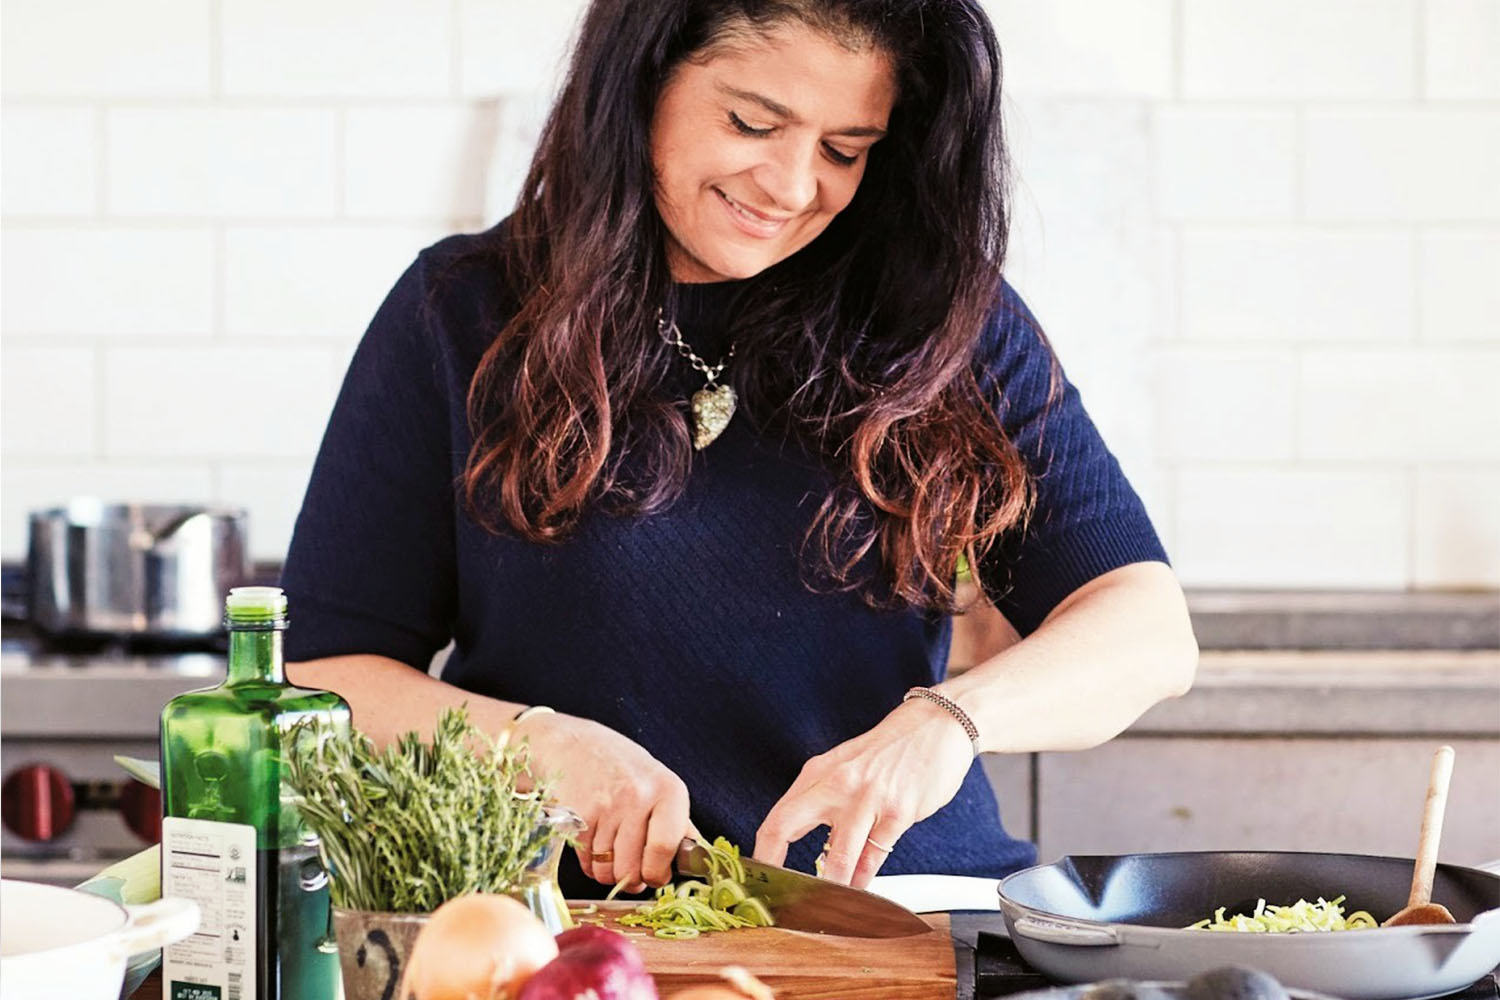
160, 587, 349, 1000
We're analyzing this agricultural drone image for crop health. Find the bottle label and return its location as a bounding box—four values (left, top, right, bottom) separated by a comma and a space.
162, 816, 258, 1000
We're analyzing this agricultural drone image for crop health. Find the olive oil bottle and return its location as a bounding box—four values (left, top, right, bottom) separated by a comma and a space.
160, 587, 349, 1000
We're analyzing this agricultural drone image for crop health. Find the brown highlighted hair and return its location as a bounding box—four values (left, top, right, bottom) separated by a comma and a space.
463, 0, 1039, 611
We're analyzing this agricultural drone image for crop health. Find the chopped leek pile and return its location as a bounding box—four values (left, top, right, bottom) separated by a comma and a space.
610, 836, 775, 939
1188, 895, 1377, 932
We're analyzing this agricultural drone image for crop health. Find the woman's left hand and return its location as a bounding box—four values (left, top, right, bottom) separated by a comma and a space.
752, 696, 975, 888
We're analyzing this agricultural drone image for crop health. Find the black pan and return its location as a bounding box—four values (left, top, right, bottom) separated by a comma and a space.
996, 852, 1500, 1000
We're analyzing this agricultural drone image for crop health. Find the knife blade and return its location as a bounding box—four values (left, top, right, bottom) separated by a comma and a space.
675, 838, 933, 938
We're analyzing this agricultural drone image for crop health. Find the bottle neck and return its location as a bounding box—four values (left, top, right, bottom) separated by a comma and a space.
225, 627, 285, 685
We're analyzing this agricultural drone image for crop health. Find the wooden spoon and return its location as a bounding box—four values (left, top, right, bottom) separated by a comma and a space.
1382, 744, 1458, 927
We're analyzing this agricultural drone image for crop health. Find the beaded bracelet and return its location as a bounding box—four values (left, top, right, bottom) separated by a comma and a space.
902, 687, 981, 756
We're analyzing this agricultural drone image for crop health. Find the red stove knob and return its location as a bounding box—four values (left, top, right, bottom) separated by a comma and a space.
1, 764, 77, 842
119, 779, 162, 843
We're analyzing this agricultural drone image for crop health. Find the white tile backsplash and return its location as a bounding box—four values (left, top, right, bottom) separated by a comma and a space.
107, 108, 340, 218
218, 461, 319, 563
1, 3, 1497, 593
1153, 110, 1299, 222
1, 227, 215, 337
102, 347, 339, 459
984, 0, 1174, 98
457, 0, 587, 97
1414, 468, 1500, 588
0, 0, 212, 98
1153, 347, 1298, 462
1175, 468, 1410, 587
224, 225, 444, 339
2, 348, 98, 458
220, 0, 452, 98
1419, 234, 1500, 343
1425, 0, 1500, 100
1180, 229, 1415, 344
1182, 0, 1415, 100
1, 107, 97, 217
343, 105, 495, 222
1299, 350, 1500, 462
1304, 111, 1500, 222
1002, 101, 1159, 484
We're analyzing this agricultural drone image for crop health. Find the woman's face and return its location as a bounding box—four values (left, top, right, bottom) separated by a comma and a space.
651, 22, 897, 284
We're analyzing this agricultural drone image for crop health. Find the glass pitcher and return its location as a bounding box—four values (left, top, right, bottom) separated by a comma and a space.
512, 806, 586, 933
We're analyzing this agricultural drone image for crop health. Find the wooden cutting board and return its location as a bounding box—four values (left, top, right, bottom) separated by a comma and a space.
136, 905, 958, 1000
582, 901, 957, 999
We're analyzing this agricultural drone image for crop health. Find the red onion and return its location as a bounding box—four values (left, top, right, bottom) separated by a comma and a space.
516, 925, 659, 1000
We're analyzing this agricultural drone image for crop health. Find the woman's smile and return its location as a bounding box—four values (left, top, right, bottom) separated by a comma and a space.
714, 187, 793, 238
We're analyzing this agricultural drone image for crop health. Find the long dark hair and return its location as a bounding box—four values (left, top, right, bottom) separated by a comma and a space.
464, 0, 1038, 611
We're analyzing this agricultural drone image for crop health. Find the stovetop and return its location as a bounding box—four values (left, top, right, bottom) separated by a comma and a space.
1, 621, 223, 740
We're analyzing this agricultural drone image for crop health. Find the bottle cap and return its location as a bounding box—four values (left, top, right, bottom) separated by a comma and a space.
225, 586, 288, 624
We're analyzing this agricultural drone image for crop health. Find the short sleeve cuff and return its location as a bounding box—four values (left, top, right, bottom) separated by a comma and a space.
982, 517, 1168, 636
280, 589, 444, 671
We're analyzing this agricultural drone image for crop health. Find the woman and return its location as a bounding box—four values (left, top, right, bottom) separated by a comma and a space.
281, 0, 1197, 900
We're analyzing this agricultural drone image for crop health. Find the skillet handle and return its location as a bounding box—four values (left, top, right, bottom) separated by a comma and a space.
1010, 914, 1121, 947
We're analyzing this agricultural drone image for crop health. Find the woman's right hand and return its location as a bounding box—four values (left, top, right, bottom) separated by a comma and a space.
512, 711, 695, 892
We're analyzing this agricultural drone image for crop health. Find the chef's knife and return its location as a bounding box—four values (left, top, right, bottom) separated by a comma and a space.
675, 838, 933, 938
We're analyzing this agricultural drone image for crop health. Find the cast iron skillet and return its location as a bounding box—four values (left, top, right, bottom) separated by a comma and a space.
997, 852, 1500, 1000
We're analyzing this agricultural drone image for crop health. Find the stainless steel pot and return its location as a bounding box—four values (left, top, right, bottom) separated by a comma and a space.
27, 500, 249, 640
997, 851, 1500, 1000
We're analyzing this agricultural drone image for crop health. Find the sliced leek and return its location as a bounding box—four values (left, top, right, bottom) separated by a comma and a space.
1188, 895, 1378, 932
612, 836, 775, 938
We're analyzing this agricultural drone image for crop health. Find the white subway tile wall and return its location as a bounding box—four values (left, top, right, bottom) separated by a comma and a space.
219, 0, 453, 99
1175, 468, 1411, 588
1152, 347, 1298, 463
0, 108, 97, 217
1152, 110, 1300, 221
223, 225, 446, 340
2, 348, 98, 458
2, 0, 1496, 588
1181, 0, 1416, 101
1303, 111, 1500, 222
106, 108, 341, 218
343, 105, 495, 221
2, 227, 215, 337
1179, 229, 1415, 344
1425, 0, 1500, 100
0, 0, 213, 98
1414, 470, 1500, 587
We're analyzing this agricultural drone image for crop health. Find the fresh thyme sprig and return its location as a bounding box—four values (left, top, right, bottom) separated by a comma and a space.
284, 706, 555, 913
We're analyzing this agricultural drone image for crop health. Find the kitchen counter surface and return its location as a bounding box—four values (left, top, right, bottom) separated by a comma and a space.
1134, 648, 1500, 736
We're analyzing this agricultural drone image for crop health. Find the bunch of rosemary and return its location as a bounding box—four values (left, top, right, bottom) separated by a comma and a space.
284, 706, 555, 913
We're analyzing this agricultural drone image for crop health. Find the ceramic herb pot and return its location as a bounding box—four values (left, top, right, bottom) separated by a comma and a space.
332, 807, 584, 1000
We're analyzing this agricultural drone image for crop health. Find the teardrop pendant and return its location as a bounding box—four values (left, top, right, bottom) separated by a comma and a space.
690, 383, 737, 449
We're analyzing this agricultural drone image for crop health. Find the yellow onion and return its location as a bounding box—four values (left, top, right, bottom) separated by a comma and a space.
400, 893, 559, 1000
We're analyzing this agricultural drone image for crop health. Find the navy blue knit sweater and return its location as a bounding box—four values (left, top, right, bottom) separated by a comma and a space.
281, 225, 1166, 896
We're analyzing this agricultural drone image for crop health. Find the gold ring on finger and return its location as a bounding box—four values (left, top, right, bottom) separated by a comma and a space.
866, 837, 894, 854
590, 850, 614, 863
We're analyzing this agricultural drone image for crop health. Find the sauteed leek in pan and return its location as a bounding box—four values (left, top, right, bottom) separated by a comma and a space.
1188, 895, 1377, 932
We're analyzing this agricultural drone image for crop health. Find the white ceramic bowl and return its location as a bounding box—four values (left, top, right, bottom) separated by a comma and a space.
0, 878, 198, 1000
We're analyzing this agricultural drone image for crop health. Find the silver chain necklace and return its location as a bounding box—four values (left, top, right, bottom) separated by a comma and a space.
658, 310, 737, 449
